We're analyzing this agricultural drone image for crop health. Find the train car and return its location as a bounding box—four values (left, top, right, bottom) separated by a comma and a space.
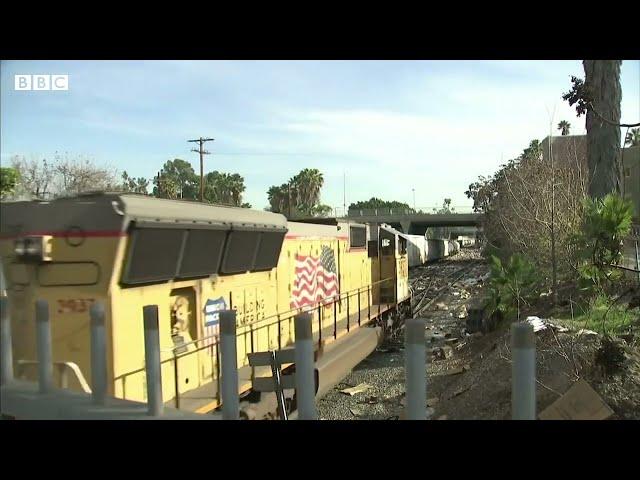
426, 238, 445, 261
0, 193, 410, 417
447, 240, 461, 256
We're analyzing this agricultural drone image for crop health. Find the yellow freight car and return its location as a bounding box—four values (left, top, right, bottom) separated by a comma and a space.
0, 193, 410, 417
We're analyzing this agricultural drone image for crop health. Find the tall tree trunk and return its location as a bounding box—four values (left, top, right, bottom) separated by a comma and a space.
583, 60, 622, 198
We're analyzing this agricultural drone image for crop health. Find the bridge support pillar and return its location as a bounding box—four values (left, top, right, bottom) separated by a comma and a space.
400, 221, 411, 234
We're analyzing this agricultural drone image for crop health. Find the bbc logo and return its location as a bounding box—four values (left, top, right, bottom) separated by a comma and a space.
14, 75, 69, 91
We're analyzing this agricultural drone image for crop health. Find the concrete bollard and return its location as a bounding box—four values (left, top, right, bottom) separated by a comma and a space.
35, 300, 54, 394
294, 312, 317, 420
1, 296, 14, 385
511, 322, 536, 420
143, 305, 163, 416
90, 302, 108, 405
405, 318, 427, 420
219, 310, 239, 420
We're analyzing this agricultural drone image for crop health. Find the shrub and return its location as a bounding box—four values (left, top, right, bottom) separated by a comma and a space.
486, 254, 540, 322
571, 194, 634, 294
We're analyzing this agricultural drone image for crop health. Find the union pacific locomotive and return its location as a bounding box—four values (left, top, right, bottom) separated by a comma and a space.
1, 193, 420, 417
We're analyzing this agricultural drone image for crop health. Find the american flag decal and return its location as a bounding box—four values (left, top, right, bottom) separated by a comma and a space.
291, 245, 339, 310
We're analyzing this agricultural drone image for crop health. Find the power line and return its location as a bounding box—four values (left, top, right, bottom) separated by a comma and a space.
188, 137, 214, 202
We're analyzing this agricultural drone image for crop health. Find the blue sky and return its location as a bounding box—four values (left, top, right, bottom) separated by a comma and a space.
1, 60, 639, 211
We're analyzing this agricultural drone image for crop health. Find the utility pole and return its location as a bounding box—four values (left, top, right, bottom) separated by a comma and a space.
188, 137, 214, 202
343, 171, 346, 216
412, 188, 416, 211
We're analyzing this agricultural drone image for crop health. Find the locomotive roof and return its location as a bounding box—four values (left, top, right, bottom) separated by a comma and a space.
0, 192, 288, 235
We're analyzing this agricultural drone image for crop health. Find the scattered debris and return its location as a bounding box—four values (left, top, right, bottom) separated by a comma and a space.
436, 415, 448, 420
340, 383, 371, 396
433, 345, 454, 360
526, 316, 547, 332
539, 380, 614, 420
451, 385, 472, 398
526, 316, 570, 333
427, 397, 439, 407
577, 329, 598, 336
444, 364, 471, 376
349, 407, 363, 417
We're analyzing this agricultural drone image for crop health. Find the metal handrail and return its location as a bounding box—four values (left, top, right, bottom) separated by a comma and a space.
16, 360, 92, 393
173, 276, 395, 352
113, 276, 396, 403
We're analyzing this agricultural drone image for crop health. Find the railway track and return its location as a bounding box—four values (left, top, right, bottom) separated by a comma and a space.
410, 257, 485, 317
385, 250, 486, 342
317, 250, 488, 419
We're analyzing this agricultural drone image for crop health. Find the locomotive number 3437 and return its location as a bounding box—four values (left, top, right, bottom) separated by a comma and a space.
57, 298, 95, 314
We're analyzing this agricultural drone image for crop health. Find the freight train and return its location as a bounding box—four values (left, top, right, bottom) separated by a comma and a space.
0, 193, 455, 418
378, 224, 460, 268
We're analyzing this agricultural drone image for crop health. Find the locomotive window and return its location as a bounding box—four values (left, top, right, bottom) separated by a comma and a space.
380, 230, 395, 256
123, 228, 184, 284
349, 226, 366, 248
221, 230, 260, 274
399, 236, 407, 255
178, 229, 227, 278
254, 231, 285, 271
367, 240, 378, 258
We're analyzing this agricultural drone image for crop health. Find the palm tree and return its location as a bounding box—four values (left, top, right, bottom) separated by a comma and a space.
625, 128, 640, 147
291, 168, 324, 214
557, 120, 571, 136
267, 184, 287, 213
204, 171, 246, 206
583, 60, 622, 198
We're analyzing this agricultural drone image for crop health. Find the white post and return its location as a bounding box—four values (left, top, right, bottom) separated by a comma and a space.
512, 322, 536, 420
294, 312, 317, 420
219, 310, 239, 420
35, 300, 54, 394
143, 305, 163, 416
90, 302, 108, 405
405, 318, 427, 420
1, 296, 13, 385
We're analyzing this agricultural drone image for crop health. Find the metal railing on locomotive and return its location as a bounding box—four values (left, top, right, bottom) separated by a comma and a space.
115, 276, 397, 411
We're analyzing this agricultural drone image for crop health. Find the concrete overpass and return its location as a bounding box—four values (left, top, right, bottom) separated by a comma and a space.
344, 209, 482, 235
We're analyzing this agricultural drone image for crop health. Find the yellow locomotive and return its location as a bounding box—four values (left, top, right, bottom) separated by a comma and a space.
0, 193, 410, 417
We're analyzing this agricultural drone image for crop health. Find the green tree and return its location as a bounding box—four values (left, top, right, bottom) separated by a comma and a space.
152, 159, 198, 199
267, 168, 327, 218
349, 197, 412, 211
0, 167, 20, 199
557, 120, 571, 136
267, 184, 290, 214
487, 254, 540, 323
291, 168, 324, 215
571, 194, 633, 293
120, 171, 149, 194
625, 128, 640, 147
204, 171, 246, 206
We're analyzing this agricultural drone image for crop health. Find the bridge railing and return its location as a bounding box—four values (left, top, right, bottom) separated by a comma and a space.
346, 206, 475, 217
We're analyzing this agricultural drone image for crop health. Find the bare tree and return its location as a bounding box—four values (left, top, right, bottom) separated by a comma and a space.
52, 153, 117, 195
11, 155, 55, 199
10, 153, 117, 200
468, 138, 589, 287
